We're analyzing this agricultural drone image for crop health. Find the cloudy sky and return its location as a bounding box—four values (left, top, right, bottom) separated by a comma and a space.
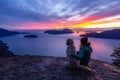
0, 0, 120, 30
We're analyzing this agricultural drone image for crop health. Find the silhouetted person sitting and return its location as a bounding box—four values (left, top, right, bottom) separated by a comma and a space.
72, 37, 93, 66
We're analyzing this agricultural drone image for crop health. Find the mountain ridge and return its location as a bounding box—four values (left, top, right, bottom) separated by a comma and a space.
81, 29, 120, 39
0, 28, 20, 37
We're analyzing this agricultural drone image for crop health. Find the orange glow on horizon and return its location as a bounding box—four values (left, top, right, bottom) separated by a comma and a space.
15, 14, 120, 30
78, 31, 88, 35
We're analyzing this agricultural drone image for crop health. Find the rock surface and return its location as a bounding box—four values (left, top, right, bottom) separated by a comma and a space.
0, 56, 119, 80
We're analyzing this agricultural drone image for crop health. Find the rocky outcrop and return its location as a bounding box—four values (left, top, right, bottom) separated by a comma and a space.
0, 40, 15, 57
0, 56, 119, 80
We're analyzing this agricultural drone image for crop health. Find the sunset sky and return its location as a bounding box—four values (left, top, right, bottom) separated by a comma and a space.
0, 0, 120, 30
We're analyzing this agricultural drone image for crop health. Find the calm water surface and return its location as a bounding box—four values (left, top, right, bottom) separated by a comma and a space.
1, 31, 119, 63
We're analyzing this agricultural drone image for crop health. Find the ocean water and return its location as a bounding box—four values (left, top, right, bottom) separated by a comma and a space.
1, 31, 119, 63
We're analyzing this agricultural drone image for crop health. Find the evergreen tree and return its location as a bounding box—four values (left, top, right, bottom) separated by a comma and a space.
111, 44, 120, 67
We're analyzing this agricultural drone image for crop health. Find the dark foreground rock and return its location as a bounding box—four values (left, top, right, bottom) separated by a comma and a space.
0, 40, 15, 57
0, 56, 119, 80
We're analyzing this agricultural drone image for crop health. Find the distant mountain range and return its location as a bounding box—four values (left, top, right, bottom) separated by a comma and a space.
81, 29, 120, 39
44, 29, 74, 34
0, 28, 20, 37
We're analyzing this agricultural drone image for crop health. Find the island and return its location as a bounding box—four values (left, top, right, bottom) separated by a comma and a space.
0, 28, 20, 37
44, 29, 74, 34
24, 34, 38, 38
80, 29, 120, 39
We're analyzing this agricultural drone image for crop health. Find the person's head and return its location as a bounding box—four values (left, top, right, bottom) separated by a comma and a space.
66, 38, 74, 46
87, 42, 91, 46
80, 37, 88, 46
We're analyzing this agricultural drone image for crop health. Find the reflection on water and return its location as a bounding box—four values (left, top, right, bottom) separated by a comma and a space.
1, 32, 119, 63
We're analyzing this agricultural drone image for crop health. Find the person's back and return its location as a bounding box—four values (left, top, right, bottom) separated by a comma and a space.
66, 39, 79, 69
71, 37, 93, 66
79, 45, 92, 66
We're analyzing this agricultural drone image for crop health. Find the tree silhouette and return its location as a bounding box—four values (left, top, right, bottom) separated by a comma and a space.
111, 44, 120, 67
